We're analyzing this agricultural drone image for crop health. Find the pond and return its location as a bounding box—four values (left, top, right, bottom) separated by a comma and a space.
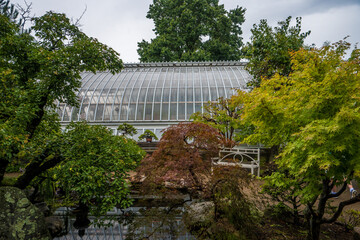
54, 206, 195, 240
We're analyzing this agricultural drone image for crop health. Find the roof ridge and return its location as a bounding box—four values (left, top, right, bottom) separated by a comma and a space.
123, 61, 248, 68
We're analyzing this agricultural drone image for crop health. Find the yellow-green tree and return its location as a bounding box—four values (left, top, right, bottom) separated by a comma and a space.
242, 40, 360, 240
191, 93, 252, 144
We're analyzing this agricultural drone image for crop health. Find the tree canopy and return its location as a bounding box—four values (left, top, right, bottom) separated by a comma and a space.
0, 2, 146, 220
54, 122, 145, 217
241, 40, 360, 240
137, 0, 246, 62
191, 93, 252, 144
0, 8, 123, 185
245, 16, 310, 88
137, 122, 222, 197
0, 0, 124, 174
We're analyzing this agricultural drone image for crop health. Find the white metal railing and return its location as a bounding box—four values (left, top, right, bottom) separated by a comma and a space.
212, 146, 260, 176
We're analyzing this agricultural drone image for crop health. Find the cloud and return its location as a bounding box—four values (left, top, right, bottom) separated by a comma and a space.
9, 0, 360, 62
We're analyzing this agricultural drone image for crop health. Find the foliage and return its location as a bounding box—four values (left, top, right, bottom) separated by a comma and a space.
117, 123, 137, 137
191, 93, 253, 144
136, 122, 222, 197
54, 122, 145, 217
245, 16, 310, 88
339, 209, 360, 230
138, 129, 158, 141
1, 176, 17, 186
242, 40, 360, 240
137, 0, 246, 62
209, 167, 261, 240
0, 0, 24, 27
118, 207, 186, 239
0, 1, 123, 187
261, 170, 302, 224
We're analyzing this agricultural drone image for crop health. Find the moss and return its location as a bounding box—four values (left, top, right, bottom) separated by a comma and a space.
17, 198, 30, 208
1, 176, 18, 186
5, 192, 15, 204
0, 187, 51, 240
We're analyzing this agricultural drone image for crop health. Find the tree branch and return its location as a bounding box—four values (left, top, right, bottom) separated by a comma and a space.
321, 195, 360, 224
14, 153, 63, 189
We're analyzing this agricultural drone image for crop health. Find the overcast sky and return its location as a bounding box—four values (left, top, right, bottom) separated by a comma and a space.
11, 0, 360, 62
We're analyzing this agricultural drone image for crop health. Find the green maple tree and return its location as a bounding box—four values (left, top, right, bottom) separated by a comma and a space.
242, 40, 360, 240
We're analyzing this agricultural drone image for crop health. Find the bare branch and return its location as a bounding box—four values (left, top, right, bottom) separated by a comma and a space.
15, 0, 33, 30
74, 5, 87, 27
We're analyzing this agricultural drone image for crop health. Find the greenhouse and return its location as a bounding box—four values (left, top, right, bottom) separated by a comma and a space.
57, 61, 251, 139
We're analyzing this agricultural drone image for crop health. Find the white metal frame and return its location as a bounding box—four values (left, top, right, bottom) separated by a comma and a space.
212, 146, 260, 176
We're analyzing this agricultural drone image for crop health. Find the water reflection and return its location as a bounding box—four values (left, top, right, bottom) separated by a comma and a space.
54, 207, 194, 240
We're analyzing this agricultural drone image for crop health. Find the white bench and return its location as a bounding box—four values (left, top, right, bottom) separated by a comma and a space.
212, 147, 260, 176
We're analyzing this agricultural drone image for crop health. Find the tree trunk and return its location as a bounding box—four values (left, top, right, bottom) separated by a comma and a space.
307, 217, 321, 240
0, 159, 9, 184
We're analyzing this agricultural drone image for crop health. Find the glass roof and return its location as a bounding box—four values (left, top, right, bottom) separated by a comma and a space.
57, 61, 251, 123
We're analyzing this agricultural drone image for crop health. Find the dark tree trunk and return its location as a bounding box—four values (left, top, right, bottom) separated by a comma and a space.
0, 159, 9, 185
307, 217, 321, 240
14, 155, 62, 189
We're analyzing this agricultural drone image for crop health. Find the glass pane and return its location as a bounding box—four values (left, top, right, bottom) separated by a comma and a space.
103, 105, 112, 120
122, 89, 131, 104
130, 88, 139, 103
187, 103, 194, 117
145, 103, 152, 120
210, 87, 218, 101
194, 88, 201, 101
149, 71, 159, 87
87, 104, 96, 121
120, 105, 128, 120
71, 108, 79, 121
170, 88, 177, 102
178, 103, 185, 120
195, 103, 202, 113
202, 87, 210, 102
146, 88, 155, 103
170, 103, 177, 120
187, 88, 193, 101
138, 88, 147, 103
218, 87, 225, 98
95, 104, 104, 120
154, 88, 162, 103
194, 68, 201, 87
161, 103, 169, 120
153, 103, 160, 120
136, 103, 144, 120
179, 88, 185, 102
128, 103, 136, 120
162, 88, 170, 102
207, 69, 216, 87
63, 106, 71, 121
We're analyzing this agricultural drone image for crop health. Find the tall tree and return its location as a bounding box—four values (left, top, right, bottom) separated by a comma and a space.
242, 40, 360, 240
245, 16, 310, 88
137, 0, 245, 62
0, 4, 123, 186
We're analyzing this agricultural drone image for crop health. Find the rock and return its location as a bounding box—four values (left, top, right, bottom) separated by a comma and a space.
0, 186, 51, 240
183, 201, 214, 236
354, 227, 360, 240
